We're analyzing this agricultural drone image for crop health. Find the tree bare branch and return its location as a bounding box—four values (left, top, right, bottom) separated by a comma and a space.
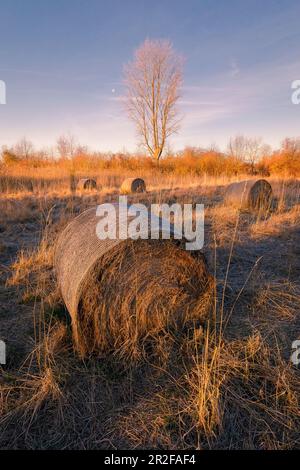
124, 39, 183, 161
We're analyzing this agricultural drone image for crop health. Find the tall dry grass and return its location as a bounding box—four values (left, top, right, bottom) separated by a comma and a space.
1, 146, 297, 196
0, 176, 299, 449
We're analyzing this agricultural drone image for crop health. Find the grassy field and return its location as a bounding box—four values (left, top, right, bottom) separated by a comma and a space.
0, 173, 300, 449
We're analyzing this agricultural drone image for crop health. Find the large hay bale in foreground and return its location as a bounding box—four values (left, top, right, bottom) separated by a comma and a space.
77, 178, 98, 191
55, 206, 213, 359
120, 177, 146, 194
225, 179, 272, 210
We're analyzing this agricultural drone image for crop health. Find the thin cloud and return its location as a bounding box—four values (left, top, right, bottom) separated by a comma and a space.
230, 59, 240, 78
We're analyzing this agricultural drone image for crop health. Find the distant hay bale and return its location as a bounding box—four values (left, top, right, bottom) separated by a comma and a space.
120, 177, 146, 194
55, 206, 213, 360
77, 178, 98, 191
225, 179, 273, 211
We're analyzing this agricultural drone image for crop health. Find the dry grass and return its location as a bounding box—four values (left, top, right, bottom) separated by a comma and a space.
0, 162, 265, 197
76, 240, 213, 361
0, 173, 300, 449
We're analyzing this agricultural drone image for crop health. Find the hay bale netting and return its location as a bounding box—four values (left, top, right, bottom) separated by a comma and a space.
77, 178, 98, 191
225, 179, 273, 210
55, 206, 213, 359
120, 177, 146, 194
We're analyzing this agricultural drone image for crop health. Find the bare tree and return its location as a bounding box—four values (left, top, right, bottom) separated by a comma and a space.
281, 137, 300, 155
228, 135, 266, 174
228, 135, 247, 161
14, 137, 34, 160
56, 133, 77, 159
124, 39, 183, 162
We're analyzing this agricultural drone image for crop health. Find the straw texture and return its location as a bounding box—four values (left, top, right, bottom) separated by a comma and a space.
225, 179, 272, 210
120, 177, 146, 194
77, 178, 97, 190
55, 205, 213, 358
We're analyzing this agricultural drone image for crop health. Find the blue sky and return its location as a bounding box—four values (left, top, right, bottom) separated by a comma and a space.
0, 0, 299, 152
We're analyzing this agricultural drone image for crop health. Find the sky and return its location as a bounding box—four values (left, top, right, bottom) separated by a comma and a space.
0, 0, 300, 153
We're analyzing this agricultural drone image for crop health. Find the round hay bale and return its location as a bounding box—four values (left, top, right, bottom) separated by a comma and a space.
120, 177, 146, 194
224, 179, 272, 210
77, 178, 97, 191
55, 206, 213, 359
